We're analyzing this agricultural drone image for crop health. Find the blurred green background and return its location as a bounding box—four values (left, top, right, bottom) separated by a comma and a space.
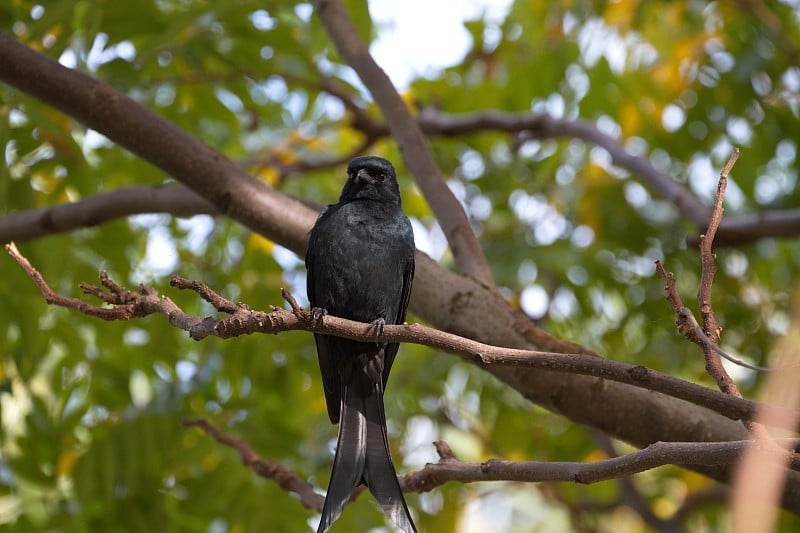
2, 0, 800, 531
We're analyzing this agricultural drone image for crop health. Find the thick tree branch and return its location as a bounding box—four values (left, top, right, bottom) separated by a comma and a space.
9, 241, 800, 432
416, 108, 711, 228
312, 0, 495, 287
0, 183, 217, 243
0, 31, 315, 254
415, 109, 800, 247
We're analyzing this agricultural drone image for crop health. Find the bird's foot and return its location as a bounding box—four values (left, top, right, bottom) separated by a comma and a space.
369, 317, 386, 339
310, 307, 327, 327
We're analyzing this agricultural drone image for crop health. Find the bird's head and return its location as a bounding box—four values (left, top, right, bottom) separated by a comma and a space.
339, 156, 402, 205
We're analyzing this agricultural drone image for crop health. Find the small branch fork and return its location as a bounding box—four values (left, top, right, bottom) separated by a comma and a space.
656, 150, 755, 396
8, 241, 799, 427
655, 150, 794, 455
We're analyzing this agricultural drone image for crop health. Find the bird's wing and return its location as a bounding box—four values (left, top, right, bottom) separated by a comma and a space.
382, 252, 415, 388
306, 222, 342, 424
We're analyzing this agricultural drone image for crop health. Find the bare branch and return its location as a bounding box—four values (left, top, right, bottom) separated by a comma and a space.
416, 109, 800, 246
416, 108, 711, 228
312, 0, 495, 287
183, 418, 324, 511
654, 262, 773, 373
0, 184, 218, 244
696, 149, 742, 397
9, 241, 800, 430
183, 417, 795, 519
402, 439, 800, 492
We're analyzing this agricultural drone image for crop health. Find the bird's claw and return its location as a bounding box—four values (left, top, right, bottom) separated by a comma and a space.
310, 307, 327, 327
369, 317, 386, 339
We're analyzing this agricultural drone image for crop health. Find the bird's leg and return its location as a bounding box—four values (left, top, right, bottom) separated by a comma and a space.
310, 307, 328, 327
369, 317, 386, 340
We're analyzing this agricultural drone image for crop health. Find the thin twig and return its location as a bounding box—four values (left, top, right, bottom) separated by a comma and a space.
696, 149, 742, 396
183, 417, 800, 507
182, 418, 324, 510
655, 261, 773, 372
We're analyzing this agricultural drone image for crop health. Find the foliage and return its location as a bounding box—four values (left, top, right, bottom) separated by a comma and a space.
2, 0, 800, 531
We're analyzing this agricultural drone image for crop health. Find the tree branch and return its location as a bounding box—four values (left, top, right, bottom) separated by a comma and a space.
0, 183, 218, 243
695, 149, 743, 396
312, 0, 495, 286
0, 31, 315, 254
183, 416, 796, 521
182, 418, 324, 511
9, 241, 800, 431
415, 108, 800, 247
416, 108, 712, 228
404, 439, 800, 491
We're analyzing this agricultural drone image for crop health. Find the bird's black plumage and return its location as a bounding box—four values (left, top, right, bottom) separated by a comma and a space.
306, 156, 416, 533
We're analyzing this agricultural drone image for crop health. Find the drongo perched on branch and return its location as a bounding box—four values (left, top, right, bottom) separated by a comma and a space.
306, 156, 417, 532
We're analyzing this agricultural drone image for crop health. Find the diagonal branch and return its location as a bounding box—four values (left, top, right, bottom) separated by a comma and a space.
312, 0, 495, 287
0, 31, 315, 254
183, 418, 325, 511
416, 108, 712, 228
0, 183, 218, 243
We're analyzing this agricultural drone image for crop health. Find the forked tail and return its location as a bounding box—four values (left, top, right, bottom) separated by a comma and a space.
317, 381, 415, 533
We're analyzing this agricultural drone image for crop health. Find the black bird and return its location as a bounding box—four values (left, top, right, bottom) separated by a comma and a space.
306, 156, 416, 533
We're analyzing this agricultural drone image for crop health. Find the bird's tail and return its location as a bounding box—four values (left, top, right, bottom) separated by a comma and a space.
317, 380, 416, 533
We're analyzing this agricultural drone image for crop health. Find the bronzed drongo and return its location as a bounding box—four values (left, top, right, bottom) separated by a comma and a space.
306, 156, 416, 532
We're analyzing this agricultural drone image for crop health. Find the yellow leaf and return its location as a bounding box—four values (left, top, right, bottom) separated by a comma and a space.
304, 136, 323, 151
55, 450, 78, 477
583, 162, 609, 185
583, 448, 610, 462
400, 90, 417, 115
275, 148, 297, 165
650, 62, 687, 97
682, 469, 715, 490
247, 233, 274, 255
653, 496, 678, 519
257, 165, 280, 186
604, 0, 641, 30
619, 101, 641, 137
201, 452, 220, 471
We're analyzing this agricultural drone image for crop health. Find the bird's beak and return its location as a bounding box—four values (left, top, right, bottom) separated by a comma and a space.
355, 169, 375, 185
